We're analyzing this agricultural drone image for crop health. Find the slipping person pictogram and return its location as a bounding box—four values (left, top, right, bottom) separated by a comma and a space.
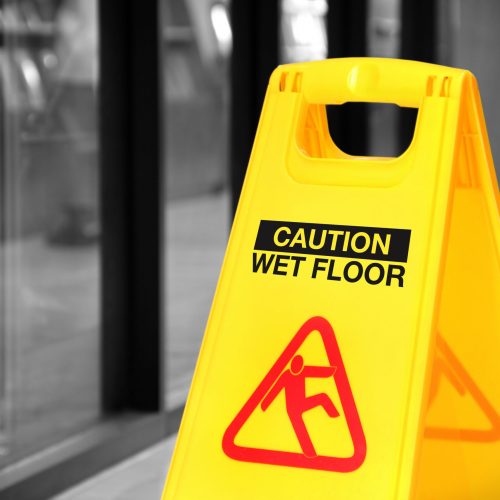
222, 316, 366, 473
261, 354, 339, 458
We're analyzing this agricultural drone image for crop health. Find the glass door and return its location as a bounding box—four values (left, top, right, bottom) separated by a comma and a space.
0, 0, 101, 465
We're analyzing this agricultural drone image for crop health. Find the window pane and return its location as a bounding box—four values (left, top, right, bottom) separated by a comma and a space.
0, 0, 100, 464
164, 0, 231, 409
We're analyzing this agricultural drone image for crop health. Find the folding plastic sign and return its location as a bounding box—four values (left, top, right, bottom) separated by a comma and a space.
163, 58, 500, 499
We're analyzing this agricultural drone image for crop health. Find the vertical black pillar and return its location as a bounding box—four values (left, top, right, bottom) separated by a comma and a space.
400, 0, 437, 63
99, 0, 164, 412
326, 0, 368, 155
230, 0, 279, 214
399, 0, 437, 150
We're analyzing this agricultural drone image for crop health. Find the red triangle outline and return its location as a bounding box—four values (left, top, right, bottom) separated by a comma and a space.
425, 335, 500, 442
222, 316, 367, 472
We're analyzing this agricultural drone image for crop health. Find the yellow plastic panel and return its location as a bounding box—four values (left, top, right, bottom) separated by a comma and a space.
163, 58, 500, 499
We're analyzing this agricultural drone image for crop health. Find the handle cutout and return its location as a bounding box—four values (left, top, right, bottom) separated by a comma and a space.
297, 103, 418, 160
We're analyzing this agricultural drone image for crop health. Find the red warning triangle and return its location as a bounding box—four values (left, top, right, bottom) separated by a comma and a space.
425, 335, 500, 442
222, 316, 366, 472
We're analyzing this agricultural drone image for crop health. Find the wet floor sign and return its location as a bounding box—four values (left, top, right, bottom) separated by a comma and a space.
162, 58, 500, 499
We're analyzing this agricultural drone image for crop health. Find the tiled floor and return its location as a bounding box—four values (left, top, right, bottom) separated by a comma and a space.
52, 435, 177, 500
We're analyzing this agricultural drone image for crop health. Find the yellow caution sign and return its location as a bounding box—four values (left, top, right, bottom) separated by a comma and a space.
162, 58, 500, 499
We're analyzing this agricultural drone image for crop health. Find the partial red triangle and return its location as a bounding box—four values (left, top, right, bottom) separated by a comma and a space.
425, 335, 500, 442
222, 316, 366, 472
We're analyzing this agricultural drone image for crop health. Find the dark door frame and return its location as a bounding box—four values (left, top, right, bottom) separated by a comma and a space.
100, 0, 164, 415
327, 0, 369, 156
230, 0, 280, 214
399, 0, 438, 149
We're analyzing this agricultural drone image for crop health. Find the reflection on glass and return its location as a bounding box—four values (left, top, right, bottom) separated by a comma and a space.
210, 3, 232, 57
164, 0, 230, 409
0, 0, 100, 464
280, 0, 328, 64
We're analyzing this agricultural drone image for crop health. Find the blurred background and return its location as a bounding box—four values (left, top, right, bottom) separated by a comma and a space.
0, 0, 498, 498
